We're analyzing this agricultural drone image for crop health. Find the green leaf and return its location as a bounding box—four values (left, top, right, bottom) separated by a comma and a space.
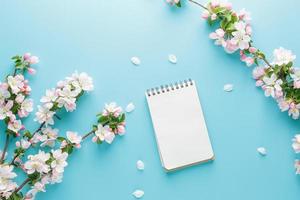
98, 115, 109, 124
213, 7, 226, 14
7, 192, 23, 200
119, 113, 126, 123
286, 61, 293, 69
225, 13, 232, 22
207, 18, 214, 26
254, 58, 259, 66
57, 136, 66, 142
220, 19, 227, 29
6, 129, 17, 136
176, 1, 181, 7
62, 145, 73, 154
97, 139, 103, 144
23, 130, 32, 139
28, 172, 41, 185
11, 55, 20, 60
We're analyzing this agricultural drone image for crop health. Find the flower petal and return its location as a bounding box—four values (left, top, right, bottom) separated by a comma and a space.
126, 102, 135, 113
223, 84, 233, 92
131, 57, 141, 65
136, 160, 145, 171
132, 190, 144, 199
257, 147, 267, 156
168, 54, 177, 64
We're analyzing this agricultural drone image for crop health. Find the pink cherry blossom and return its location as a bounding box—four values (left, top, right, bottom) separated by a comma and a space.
252, 66, 265, 79
209, 29, 226, 46
201, 10, 210, 19
23, 53, 31, 61
278, 99, 290, 112
210, 0, 219, 8
211, 13, 217, 21
224, 39, 239, 53
249, 47, 257, 53
294, 80, 300, 89
255, 80, 264, 87
27, 68, 36, 75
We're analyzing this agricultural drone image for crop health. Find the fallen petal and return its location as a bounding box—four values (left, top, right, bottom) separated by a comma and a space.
168, 54, 177, 64
126, 102, 135, 113
223, 84, 233, 92
131, 57, 141, 65
257, 147, 267, 156
132, 190, 144, 199
136, 160, 144, 170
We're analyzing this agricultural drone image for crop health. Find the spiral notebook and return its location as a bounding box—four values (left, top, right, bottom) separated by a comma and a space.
146, 79, 214, 172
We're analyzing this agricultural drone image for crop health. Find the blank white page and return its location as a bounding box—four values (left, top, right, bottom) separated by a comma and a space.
146, 80, 214, 171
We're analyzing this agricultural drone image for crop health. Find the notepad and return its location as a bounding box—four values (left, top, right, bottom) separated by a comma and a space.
145, 79, 214, 172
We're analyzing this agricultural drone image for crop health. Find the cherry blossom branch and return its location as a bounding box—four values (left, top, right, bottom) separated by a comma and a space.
11, 105, 126, 199
0, 55, 127, 200
0, 133, 9, 164
166, 0, 300, 173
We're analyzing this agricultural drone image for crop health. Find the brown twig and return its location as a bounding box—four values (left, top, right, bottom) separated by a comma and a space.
14, 178, 30, 193
82, 130, 95, 140
188, 0, 208, 10
0, 134, 9, 164
262, 57, 273, 68
31, 122, 46, 138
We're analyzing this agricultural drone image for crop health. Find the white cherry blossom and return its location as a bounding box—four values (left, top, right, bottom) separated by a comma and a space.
0, 83, 10, 101
19, 99, 34, 118
8, 119, 23, 133
40, 127, 59, 147
69, 71, 94, 91
0, 100, 13, 120
103, 102, 122, 117
94, 124, 115, 144
0, 164, 18, 199
7, 75, 25, 94
40, 89, 58, 109
231, 21, 251, 50
66, 131, 82, 148
272, 47, 296, 66
35, 106, 55, 125
51, 149, 68, 174
24, 151, 50, 174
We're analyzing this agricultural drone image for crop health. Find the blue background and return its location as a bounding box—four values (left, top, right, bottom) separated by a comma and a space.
0, 0, 300, 199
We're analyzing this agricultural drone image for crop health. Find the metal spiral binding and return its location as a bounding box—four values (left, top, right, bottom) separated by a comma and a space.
146, 79, 193, 97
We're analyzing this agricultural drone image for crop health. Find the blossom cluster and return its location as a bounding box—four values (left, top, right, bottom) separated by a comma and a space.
0, 53, 38, 136
10, 72, 94, 166
166, 0, 300, 174
252, 48, 300, 119
0, 54, 126, 200
35, 71, 94, 126
203, 1, 252, 60
92, 102, 126, 144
